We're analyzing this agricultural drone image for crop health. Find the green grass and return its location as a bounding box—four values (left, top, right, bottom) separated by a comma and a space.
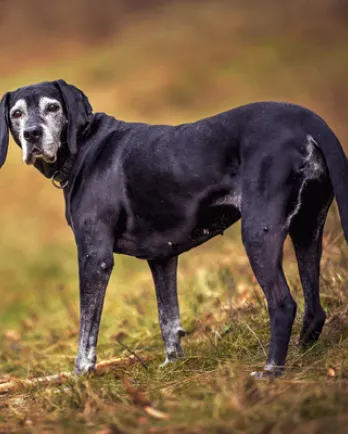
0, 0, 348, 432
1, 221, 348, 434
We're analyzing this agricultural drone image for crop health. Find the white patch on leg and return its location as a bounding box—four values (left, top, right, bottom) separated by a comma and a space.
285, 134, 325, 228
75, 349, 96, 374
76, 359, 95, 374
87, 346, 96, 361
160, 319, 185, 366
75, 344, 97, 374
286, 178, 306, 228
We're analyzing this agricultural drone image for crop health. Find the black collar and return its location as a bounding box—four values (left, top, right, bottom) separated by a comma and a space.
51, 154, 76, 189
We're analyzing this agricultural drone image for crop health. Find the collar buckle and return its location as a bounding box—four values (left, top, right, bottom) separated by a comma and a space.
51, 171, 69, 189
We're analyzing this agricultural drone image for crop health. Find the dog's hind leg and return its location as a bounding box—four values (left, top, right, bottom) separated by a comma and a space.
148, 256, 186, 366
242, 197, 296, 378
289, 181, 333, 347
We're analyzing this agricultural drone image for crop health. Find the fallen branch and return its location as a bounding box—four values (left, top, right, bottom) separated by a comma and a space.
0, 355, 146, 395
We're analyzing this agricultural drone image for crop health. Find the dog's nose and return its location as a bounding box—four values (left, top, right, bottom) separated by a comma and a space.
23, 125, 43, 143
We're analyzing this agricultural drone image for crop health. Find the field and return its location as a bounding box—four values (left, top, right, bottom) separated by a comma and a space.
0, 1, 348, 432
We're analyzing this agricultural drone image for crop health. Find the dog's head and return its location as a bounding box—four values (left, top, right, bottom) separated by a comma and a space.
0, 80, 92, 169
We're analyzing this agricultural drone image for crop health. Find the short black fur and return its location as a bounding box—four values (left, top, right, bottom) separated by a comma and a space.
2, 80, 348, 377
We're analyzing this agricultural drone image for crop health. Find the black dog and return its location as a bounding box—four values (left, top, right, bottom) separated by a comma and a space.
0, 80, 347, 377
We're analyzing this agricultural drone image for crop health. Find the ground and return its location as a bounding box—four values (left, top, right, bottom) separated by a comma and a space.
0, 1, 348, 432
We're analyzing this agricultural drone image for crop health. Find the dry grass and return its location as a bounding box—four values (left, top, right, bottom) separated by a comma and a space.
0, 223, 348, 434
0, 1, 348, 432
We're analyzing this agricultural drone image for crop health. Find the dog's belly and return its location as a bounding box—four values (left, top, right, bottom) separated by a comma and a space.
113, 192, 241, 259
170, 203, 241, 256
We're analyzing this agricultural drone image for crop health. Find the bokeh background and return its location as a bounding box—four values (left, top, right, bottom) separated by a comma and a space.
1, 2, 348, 431
0, 0, 347, 369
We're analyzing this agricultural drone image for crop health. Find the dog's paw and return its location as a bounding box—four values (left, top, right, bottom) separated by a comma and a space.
159, 354, 185, 368
159, 357, 174, 368
250, 368, 283, 380
159, 345, 185, 368
74, 359, 96, 376
250, 371, 275, 380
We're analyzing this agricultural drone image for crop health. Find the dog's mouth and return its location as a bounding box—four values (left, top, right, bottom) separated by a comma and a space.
24, 151, 57, 165
23, 142, 58, 165
41, 154, 57, 164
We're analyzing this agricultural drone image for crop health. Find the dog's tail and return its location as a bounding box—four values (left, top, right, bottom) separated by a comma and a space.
312, 117, 348, 243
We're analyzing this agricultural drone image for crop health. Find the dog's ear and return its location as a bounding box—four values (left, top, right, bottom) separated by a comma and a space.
55, 80, 93, 154
0, 92, 10, 168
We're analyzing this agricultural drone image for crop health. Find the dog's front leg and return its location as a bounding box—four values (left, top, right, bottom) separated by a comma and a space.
74, 225, 114, 375
148, 256, 186, 366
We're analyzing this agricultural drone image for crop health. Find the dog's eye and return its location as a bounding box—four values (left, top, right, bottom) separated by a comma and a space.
11, 110, 22, 119
46, 103, 60, 112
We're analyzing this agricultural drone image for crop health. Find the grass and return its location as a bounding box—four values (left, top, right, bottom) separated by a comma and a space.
0, 0, 348, 432
1, 222, 348, 434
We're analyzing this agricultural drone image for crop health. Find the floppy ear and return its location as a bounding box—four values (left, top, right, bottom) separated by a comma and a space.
0, 92, 9, 168
55, 79, 93, 155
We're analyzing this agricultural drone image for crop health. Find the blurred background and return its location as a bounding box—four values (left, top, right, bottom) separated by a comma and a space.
0, 0, 347, 370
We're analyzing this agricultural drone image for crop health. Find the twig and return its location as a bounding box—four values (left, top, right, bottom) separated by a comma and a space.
0, 355, 143, 395
117, 340, 148, 370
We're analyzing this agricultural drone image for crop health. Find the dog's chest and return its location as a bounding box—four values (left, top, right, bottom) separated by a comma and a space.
113, 189, 241, 260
